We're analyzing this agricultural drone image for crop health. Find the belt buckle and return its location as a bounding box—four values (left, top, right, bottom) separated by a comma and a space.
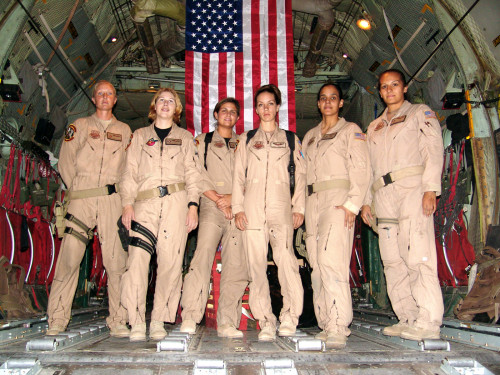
307, 185, 314, 196
158, 186, 168, 198
382, 173, 393, 186
106, 184, 116, 195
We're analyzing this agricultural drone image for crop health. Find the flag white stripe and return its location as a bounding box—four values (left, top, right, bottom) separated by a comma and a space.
192, 51, 203, 136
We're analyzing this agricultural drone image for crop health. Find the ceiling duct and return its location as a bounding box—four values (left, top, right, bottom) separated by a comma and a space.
292, 0, 341, 77
130, 0, 186, 74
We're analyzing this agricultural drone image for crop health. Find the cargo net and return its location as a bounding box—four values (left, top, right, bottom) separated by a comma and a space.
434, 140, 475, 286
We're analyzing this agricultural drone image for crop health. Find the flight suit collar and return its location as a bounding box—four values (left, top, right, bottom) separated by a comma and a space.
380, 100, 412, 125
90, 113, 116, 131
317, 117, 347, 141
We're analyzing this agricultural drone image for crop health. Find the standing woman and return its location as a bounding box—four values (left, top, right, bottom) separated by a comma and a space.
302, 83, 370, 349
361, 69, 444, 341
120, 88, 201, 342
232, 84, 306, 341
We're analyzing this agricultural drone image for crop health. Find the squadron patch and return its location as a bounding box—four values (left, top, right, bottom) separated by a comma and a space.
307, 137, 315, 146
354, 132, 366, 141
271, 141, 286, 148
165, 138, 182, 146
194, 139, 200, 147
64, 124, 76, 142
425, 110, 437, 119
214, 141, 225, 148
390, 115, 406, 126
107, 132, 122, 141
374, 122, 385, 131
229, 141, 237, 149
125, 134, 133, 151
146, 138, 158, 146
253, 141, 264, 149
322, 132, 337, 140
90, 130, 101, 139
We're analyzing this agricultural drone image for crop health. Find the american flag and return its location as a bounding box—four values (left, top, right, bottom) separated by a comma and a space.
185, 0, 296, 135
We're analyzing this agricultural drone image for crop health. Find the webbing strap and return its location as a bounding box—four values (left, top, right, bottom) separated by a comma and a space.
131, 220, 157, 246
64, 227, 90, 245
136, 182, 186, 201
372, 165, 425, 192
129, 237, 154, 255
64, 213, 93, 240
308, 179, 350, 195
203, 131, 214, 170
68, 184, 119, 200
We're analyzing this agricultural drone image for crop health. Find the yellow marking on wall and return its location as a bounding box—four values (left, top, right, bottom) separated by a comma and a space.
465, 90, 474, 138
381, 59, 392, 66
17, 104, 26, 116
73, 55, 84, 62
32, 116, 37, 128
435, 111, 445, 123
64, 38, 74, 50
421, 4, 433, 14
365, 86, 374, 94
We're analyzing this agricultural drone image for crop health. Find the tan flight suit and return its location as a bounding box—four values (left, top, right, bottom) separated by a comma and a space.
365, 101, 444, 330
181, 130, 249, 328
232, 128, 306, 329
48, 114, 131, 329
120, 123, 200, 326
303, 119, 370, 337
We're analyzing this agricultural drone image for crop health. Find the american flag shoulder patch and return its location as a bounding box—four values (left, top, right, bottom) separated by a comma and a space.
424, 110, 437, 119
354, 132, 366, 141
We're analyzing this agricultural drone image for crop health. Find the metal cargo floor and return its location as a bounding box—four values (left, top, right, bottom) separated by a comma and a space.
1, 310, 499, 374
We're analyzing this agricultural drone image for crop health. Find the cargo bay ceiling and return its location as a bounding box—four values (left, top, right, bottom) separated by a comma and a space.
0, 0, 499, 146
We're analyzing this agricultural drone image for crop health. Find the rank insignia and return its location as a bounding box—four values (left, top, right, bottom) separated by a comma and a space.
146, 138, 157, 146
64, 124, 76, 142
307, 137, 315, 146
253, 141, 264, 149
165, 138, 182, 145
229, 141, 237, 149
374, 122, 385, 131
90, 130, 100, 139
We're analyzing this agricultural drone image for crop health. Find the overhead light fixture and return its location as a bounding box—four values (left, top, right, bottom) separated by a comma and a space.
356, 18, 371, 30
148, 81, 160, 89
107, 36, 118, 43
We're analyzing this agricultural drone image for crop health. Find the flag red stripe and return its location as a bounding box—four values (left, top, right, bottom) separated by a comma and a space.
251, 0, 261, 128
201, 53, 211, 133
185, 50, 195, 135
218, 53, 227, 101
285, 0, 296, 131
235, 52, 245, 134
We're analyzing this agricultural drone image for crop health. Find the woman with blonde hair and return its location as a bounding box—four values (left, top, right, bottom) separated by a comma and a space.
120, 88, 201, 341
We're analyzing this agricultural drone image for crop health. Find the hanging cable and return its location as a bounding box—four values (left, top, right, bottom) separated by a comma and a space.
408, 0, 481, 84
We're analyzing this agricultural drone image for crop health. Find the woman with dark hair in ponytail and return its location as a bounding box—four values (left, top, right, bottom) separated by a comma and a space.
302, 82, 370, 349
361, 69, 444, 341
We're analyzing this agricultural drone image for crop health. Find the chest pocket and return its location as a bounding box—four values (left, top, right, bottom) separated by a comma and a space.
105, 132, 124, 155
390, 118, 416, 145
164, 139, 182, 160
